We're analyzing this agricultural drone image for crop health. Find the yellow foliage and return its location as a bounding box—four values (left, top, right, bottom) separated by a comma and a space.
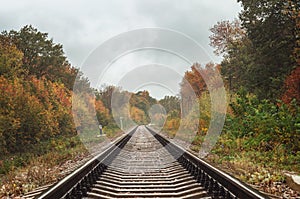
130, 106, 146, 124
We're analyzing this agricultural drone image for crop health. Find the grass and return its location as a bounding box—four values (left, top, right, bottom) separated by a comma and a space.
186, 133, 300, 197
0, 126, 123, 197
0, 135, 88, 197
161, 127, 299, 196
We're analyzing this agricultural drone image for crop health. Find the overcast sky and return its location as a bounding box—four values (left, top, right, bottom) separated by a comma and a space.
1, 0, 242, 99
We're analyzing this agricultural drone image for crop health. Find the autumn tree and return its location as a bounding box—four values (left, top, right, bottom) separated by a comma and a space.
159, 96, 180, 114
210, 0, 299, 100
131, 91, 156, 113
0, 35, 24, 78
0, 76, 76, 154
130, 106, 147, 124
282, 66, 300, 104
2, 25, 77, 89
0, 26, 77, 156
209, 19, 250, 93
237, 0, 298, 99
209, 19, 246, 56
284, 0, 300, 66
129, 90, 157, 124
97, 85, 117, 114
180, 63, 223, 116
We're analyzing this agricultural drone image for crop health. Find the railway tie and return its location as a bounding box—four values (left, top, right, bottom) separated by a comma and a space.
38, 126, 268, 199
87, 126, 209, 198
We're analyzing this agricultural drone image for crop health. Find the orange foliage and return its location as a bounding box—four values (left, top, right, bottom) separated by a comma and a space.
95, 99, 109, 118
282, 66, 300, 104
130, 106, 146, 124
181, 63, 223, 98
0, 75, 75, 155
164, 118, 180, 131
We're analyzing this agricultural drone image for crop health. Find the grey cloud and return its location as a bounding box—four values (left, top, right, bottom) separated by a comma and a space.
1, 0, 241, 98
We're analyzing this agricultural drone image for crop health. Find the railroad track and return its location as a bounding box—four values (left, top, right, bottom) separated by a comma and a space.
37, 126, 268, 199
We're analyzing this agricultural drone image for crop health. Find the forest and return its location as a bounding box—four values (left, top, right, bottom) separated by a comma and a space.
0, 0, 299, 197
162, 0, 300, 196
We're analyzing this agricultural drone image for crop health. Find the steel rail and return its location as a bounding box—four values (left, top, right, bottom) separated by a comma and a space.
37, 126, 138, 199
38, 125, 268, 199
146, 126, 268, 199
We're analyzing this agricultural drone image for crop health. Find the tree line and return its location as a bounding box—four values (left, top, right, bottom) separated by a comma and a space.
0, 25, 159, 158
0, 26, 78, 155
160, 0, 299, 170
1, 0, 299, 171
